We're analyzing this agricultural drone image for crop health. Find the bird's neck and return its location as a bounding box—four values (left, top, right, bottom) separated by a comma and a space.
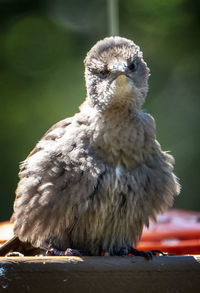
80, 99, 139, 123
80, 100, 144, 169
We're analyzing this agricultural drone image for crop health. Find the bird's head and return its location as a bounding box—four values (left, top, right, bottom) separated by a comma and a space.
84, 36, 150, 112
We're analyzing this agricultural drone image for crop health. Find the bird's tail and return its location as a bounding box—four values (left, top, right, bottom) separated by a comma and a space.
0, 236, 43, 256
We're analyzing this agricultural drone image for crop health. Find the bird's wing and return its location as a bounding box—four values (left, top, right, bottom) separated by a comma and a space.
12, 115, 106, 247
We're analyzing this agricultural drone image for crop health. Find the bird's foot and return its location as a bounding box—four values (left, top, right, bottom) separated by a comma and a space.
128, 247, 166, 259
46, 247, 82, 256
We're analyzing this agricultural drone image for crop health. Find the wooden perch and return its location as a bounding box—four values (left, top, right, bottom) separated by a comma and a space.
0, 255, 200, 293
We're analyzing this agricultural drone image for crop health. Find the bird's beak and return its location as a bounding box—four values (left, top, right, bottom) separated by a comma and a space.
109, 62, 133, 95
109, 62, 132, 83
115, 74, 127, 86
113, 72, 133, 99
109, 62, 126, 76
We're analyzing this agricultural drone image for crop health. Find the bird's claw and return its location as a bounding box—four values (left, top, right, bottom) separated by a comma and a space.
46, 247, 82, 256
65, 248, 82, 256
128, 248, 166, 259
46, 248, 65, 256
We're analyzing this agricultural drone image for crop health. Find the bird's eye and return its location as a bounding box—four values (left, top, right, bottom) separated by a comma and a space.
99, 69, 110, 79
128, 61, 137, 72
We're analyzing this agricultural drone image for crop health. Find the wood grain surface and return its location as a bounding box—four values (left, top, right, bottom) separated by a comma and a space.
0, 255, 200, 293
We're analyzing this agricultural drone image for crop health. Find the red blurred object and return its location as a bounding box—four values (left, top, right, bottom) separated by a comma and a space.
137, 209, 200, 255
1, 209, 200, 255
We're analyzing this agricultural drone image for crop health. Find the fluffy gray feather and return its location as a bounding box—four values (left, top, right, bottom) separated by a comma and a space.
12, 36, 180, 255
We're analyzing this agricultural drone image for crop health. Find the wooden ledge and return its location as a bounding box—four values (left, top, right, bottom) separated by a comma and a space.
0, 255, 200, 292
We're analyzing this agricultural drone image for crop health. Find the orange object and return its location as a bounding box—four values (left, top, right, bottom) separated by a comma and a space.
0, 221, 13, 244
137, 209, 200, 255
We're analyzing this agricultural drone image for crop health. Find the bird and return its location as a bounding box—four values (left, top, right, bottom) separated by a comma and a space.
1, 36, 180, 257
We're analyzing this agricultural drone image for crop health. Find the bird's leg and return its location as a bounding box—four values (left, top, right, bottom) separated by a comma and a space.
108, 246, 165, 258
46, 247, 65, 256
46, 247, 87, 256
65, 248, 82, 256
128, 247, 166, 259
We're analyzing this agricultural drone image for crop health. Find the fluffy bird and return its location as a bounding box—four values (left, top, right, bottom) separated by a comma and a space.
9, 37, 180, 256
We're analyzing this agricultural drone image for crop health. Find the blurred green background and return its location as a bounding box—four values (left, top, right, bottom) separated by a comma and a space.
0, 0, 199, 221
